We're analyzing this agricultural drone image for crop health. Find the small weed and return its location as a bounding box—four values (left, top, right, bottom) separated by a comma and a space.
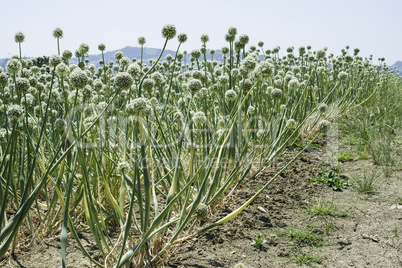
381, 165, 394, 177
251, 232, 266, 249
356, 148, 371, 160
279, 227, 324, 247
285, 252, 322, 267
310, 166, 351, 191
341, 135, 357, 145
305, 199, 347, 217
336, 151, 354, 162
322, 219, 337, 235
369, 136, 396, 168
352, 170, 382, 195
394, 228, 399, 238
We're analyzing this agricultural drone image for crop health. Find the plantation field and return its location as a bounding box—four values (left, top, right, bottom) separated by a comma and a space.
0, 25, 401, 267
5, 133, 402, 267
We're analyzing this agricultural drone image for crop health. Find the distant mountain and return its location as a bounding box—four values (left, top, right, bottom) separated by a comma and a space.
68, 46, 231, 67
0, 58, 9, 70
0, 46, 253, 70
1, 47, 400, 72
69, 46, 179, 67
0, 46, 227, 69
390, 61, 402, 73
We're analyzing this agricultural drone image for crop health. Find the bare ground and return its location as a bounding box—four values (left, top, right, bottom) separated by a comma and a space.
167, 141, 402, 268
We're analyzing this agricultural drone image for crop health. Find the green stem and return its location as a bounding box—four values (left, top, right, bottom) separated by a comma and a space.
18, 42, 22, 60
138, 38, 169, 97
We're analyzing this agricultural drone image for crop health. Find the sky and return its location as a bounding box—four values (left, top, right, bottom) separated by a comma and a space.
1, 0, 402, 65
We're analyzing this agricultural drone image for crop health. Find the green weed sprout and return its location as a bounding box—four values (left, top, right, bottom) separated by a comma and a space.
251, 233, 267, 249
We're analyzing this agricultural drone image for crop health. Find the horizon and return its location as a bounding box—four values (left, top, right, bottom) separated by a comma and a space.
2, 0, 402, 65
2, 45, 401, 68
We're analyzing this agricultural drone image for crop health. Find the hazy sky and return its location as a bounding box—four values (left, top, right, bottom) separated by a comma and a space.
2, 0, 402, 64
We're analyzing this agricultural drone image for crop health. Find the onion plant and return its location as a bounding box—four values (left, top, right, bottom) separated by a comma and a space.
0, 25, 399, 268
